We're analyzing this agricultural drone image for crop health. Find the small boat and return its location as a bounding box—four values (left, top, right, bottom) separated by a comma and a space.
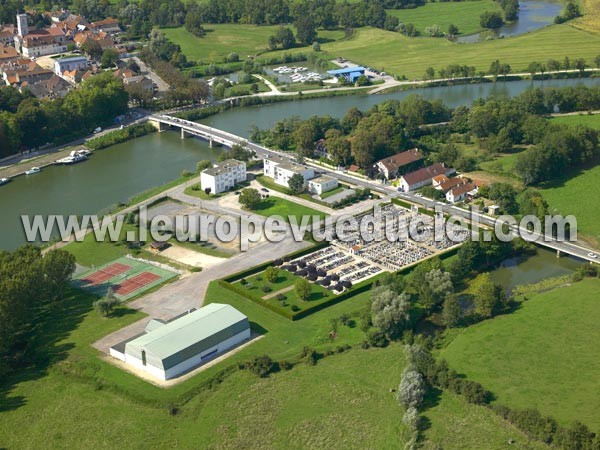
56, 150, 88, 165
0, 177, 10, 185
25, 167, 41, 175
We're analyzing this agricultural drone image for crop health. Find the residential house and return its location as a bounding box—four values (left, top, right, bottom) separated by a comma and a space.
1, 58, 53, 86
308, 175, 339, 195
200, 159, 246, 194
263, 156, 315, 187
15, 26, 68, 57
398, 163, 455, 192
24, 74, 71, 98
437, 177, 468, 193
0, 30, 14, 45
431, 174, 449, 188
374, 148, 423, 179
0, 44, 19, 64
89, 18, 120, 34
446, 183, 478, 203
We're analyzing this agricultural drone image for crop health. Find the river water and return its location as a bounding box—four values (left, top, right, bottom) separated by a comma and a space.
457, 0, 563, 43
1, 77, 600, 251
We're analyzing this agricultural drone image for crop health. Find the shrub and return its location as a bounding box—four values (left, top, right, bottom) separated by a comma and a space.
276, 293, 286, 301
242, 355, 277, 378
262, 285, 272, 293
367, 330, 389, 348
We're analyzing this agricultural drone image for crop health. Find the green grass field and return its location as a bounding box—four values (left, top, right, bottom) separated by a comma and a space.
541, 164, 600, 242
442, 279, 600, 429
549, 114, 600, 130
0, 280, 554, 448
387, 0, 502, 36
162, 25, 345, 63
251, 196, 328, 221
320, 24, 600, 78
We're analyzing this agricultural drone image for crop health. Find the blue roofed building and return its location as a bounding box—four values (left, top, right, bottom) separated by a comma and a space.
327, 66, 366, 83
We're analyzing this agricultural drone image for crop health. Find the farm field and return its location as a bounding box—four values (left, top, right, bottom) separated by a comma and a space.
442, 278, 600, 430
387, 0, 502, 36
541, 164, 600, 241
319, 24, 600, 78
549, 113, 600, 129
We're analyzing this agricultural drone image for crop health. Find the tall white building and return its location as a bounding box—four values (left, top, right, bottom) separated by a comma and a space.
263, 156, 315, 188
200, 159, 246, 194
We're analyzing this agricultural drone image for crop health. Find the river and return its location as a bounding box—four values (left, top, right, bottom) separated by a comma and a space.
1, 76, 600, 250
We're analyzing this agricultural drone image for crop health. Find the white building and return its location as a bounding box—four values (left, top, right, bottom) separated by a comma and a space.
110, 304, 251, 381
446, 183, 477, 203
54, 56, 88, 76
200, 159, 246, 194
14, 14, 68, 58
263, 156, 315, 188
308, 175, 339, 195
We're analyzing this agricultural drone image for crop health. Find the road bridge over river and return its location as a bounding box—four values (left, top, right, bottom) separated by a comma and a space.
148, 114, 599, 264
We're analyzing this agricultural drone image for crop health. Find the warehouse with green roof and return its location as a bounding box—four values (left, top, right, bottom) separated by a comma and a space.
110, 303, 251, 380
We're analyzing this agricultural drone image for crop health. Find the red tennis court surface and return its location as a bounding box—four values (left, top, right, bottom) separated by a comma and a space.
114, 272, 161, 296
81, 263, 131, 286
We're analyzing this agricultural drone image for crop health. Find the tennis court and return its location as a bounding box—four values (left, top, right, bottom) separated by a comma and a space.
73, 257, 178, 301
114, 272, 162, 296
80, 263, 131, 286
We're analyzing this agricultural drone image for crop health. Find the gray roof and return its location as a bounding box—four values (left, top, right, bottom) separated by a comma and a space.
125, 303, 249, 370
309, 175, 337, 184
202, 159, 244, 176
55, 56, 87, 64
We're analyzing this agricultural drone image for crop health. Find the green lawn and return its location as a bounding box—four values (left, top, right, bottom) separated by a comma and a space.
387, 0, 502, 36
319, 24, 600, 78
541, 164, 600, 242
251, 196, 328, 222
549, 114, 600, 130
442, 279, 600, 429
479, 148, 527, 177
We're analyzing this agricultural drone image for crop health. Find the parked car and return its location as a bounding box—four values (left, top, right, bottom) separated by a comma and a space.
93, 127, 102, 134
587, 252, 597, 259
261, 188, 269, 192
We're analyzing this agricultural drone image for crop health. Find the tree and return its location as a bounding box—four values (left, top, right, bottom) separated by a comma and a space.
424, 67, 435, 81
293, 121, 318, 157
480, 11, 504, 29
442, 296, 462, 327
547, 58, 561, 72
574, 58, 587, 75
288, 173, 305, 194
312, 41, 320, 52
527, 61, 540, 76
324, 128, 351, 167
94, 289, 120, 317
398, 366, 426, 409
265, 266, 279, 283
595, 54, 600, 69
473, 273, 505, 318
371, 286, 412, 338
421, 269, 454, 310
275, 26, 296, 49
295, 278, 312, 301
295, 16, 317, 45
81, 38, 102, 60
447, 23, 459, 37
196, 160, 211, 173
238, 188, 262, 210
43, 250, 76, 301
184, 3, 205, 37
101, 48, 119, 68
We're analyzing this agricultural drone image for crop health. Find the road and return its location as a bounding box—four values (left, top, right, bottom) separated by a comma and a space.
152, 114, 600, 263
